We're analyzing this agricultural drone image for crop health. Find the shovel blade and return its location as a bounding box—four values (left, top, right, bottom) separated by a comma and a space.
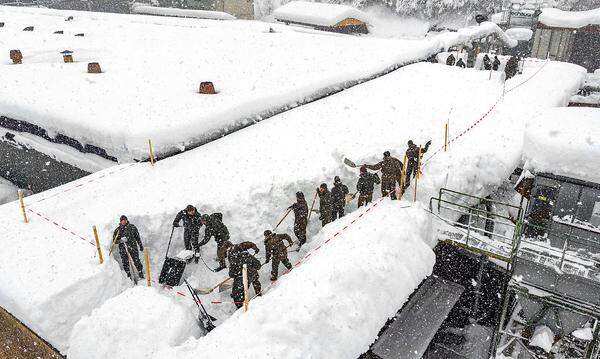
218, 278, 234, 292
194, 287, 213, 295
343, 158, 357, 168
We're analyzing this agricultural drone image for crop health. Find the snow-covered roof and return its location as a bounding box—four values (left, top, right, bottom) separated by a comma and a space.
131, 4, 236, 20
538, 7, 600, 28
273, 1, 369, 27
433, 22, 518, 50
506, 27, 533, 41
524, 107, 600, 184
0, 6, 424, 161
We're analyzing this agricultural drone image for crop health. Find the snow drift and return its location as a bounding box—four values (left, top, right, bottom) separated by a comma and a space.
68, 286, 201, 359
156, 200, 435, 359
523, 107, 600, 184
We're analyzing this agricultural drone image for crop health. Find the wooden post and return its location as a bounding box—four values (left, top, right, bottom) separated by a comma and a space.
399, 153, 407, 198
444, 123, 449, 152
18, 190, 28, 223
148, 139, 155, 166
414, 145, 422, 202
144, 248, 151, 287
242, 264, 249, 312
92, 225, 104, 264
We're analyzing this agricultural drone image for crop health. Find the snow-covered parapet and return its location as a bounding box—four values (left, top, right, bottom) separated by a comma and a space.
538, 7, 600, 28
157, 201, 435, 358
131, 4, 236, 20
523, 107, 600, 184
431, 22, 518, 50
273, 1, 369, 26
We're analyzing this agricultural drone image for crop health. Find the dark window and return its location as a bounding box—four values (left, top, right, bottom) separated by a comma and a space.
575, 187, 600, 228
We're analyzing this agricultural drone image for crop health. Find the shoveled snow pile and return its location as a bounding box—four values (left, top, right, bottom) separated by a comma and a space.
273, 1, 369, 26
68, 286, 201, 359
0, 177, 17, 205
523, 107, 600, 184
506, 27, 533, 41
529, 325, 555, 352
0, 61, 584, 353
131, 4, 236, 20
431, 22, 518, 50
156, 201, 435, 359
538, 7, 600, 28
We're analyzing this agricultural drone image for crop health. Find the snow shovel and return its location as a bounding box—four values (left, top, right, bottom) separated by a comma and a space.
343, 158, 358, 168
158, 227, 187, 287
307, 190, 318, 221
123, 244, 139, 285
184, 279, 216, 333
345, 191, 358, 204
273, 208, 292, 231
194, 277, 235, 295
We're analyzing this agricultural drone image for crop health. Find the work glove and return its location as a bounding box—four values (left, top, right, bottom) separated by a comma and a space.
426, 140, 432, 146
173, 223, 180, 228
139, 245, 144, 252
265, 258, 270, 264
120, 237, 128, 244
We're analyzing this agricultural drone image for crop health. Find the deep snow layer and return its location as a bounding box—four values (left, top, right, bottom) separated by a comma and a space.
156, 201, 435, 359
68, 286, 201, 358
523, 107, 600, 184
0, 7, 517, 161
273, 1, 369, 26
0, 61, 585, 354
538, 7, 600, 28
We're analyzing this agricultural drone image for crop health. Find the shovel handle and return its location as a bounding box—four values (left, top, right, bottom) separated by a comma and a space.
308, 191, 318, 221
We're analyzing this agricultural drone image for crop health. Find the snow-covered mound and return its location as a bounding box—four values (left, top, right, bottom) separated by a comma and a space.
0, 61, 584, 353
431, 21, 518, 49
68, 286, 201, 359
538, 7, 600, 28
156, 201, 434, 359
506, 27, 533, 41
0, 6, 430, 161
131, 4, 236, 20
0, 177, 18, 205
273, 1, 369, 26
523, 107, 600, 183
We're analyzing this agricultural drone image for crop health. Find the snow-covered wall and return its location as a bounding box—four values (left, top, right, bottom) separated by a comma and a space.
523, 107, 600, 184
156, 201, 435, 359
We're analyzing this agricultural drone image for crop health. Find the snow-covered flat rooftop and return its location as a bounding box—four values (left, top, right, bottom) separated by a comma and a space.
538, 7, 600, 29
273, 1, 369, 27
0, 6, 432, 161
0, 59, 585, 355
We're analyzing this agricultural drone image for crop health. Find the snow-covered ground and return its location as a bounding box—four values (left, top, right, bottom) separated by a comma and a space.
0, 177, 18, 205
0, 58, 584, 355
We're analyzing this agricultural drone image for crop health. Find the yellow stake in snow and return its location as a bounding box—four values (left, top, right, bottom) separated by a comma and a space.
92, 225, 104, 264
414, 145, 422, 202
444, 123, 449, 152
144, 248, 151, 287
242, 264, 249, 312
18, 190, 28, 223
148, 139, 155, 166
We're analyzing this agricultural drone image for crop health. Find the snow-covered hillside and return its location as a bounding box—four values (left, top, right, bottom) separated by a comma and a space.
0, 57, 584, 355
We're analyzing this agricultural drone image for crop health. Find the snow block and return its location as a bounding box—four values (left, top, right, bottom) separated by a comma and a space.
67, 286, 201, 359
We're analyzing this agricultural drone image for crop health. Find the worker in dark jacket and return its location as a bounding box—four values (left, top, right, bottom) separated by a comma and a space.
113, 215, 144, 279
446, 53, 456, 66
199, 213, 230, 270
228, 241, 261, 309
456, 58, 466, 68
357, 165, 380, 207
288, 191, 308, 248
492, 56, 501, 71
331, 176, 349, 220
505, 56, 518, 79
404, 140, 431, 189
365, 151, 403, 200
483, 54, 492, 70
173, 205, 203, 254
264, 230, 293, 281
317, 183, 333, 227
